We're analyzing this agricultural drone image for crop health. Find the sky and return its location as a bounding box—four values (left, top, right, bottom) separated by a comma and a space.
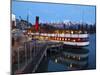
12, 1, 96, 24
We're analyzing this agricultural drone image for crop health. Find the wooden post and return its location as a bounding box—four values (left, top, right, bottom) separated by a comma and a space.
30, 41, 32, 59
17, 47, 20, 70
24, 42, 27, 64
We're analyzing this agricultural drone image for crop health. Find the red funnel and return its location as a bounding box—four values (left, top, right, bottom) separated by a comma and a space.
35, 16, 39, 32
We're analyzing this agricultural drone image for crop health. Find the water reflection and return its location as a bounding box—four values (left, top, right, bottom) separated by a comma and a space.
36, 48, 89, 72
48, 48, 89, 70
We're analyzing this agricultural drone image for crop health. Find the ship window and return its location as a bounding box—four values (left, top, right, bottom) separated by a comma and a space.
62, 38, 64, 41
71, 31, 74, 34
68, 38, 70, 41
77, 38, 80, 41
73, 40, 76, 42
65, 38, 67, 41
60, 38, 61, 40
78, 30, 82, 34
72, 56, 76, 59
67, 55, 70, 58
75, 31, 78, 34
82, 38, 89, 41
84, 31, 87, 34
70, 64, 73, 68
78, 57, 80, 60
57, 37, 58, 40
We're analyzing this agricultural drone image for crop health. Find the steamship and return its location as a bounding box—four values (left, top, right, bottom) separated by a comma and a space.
12, 14, 89, 47
31, 16, 89, 47
31, 30, 89, 47
49, 48, 89, 69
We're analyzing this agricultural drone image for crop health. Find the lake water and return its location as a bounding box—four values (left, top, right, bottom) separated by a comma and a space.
36, 34, 96, 73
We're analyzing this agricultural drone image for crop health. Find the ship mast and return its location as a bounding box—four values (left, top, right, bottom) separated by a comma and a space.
27, 11, 29, 27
